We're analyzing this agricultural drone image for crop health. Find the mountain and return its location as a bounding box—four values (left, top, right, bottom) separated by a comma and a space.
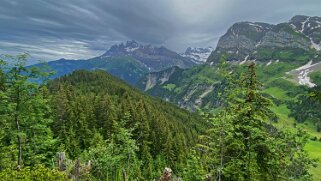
180, 47, 214, 64
33, 40, 196, 85
135, 15, 321, 177
39, 56, 148, 85
207, 15, 321, 64
290, 15, 321, 50
137, 65, 224, 111
137, 15, 321, 112
102, 40, 195, 71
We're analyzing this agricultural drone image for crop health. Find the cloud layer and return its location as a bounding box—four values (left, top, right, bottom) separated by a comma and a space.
1, 0, 321, 61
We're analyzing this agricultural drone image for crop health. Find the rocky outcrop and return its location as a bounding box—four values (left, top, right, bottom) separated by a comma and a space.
260, 25, 310, 50
138, 66, 182, 91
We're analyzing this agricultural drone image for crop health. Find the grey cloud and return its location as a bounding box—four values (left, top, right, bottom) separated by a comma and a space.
1, 0, 321, 61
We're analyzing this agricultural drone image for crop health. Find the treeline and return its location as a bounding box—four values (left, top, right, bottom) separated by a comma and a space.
0, 55, 317, 180
289, 87, 321, 134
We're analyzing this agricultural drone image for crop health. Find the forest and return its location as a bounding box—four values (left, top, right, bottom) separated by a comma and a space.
0, 55, 318, 180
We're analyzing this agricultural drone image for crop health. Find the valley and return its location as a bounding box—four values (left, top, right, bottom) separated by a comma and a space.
1, 5, 321, 179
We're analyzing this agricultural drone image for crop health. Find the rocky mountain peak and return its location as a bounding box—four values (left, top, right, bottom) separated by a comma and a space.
207, 15, 321, 64
181, 47, 214, 63
125, 40, 139, 47
288, 15, 321, 47
103, 40, 141, 56
100, 40, 195, 72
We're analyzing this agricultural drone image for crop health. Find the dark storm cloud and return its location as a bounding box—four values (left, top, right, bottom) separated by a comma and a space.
1, 0, 321, 61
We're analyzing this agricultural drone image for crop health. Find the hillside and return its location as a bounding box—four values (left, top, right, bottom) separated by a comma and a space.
42, 56, 148, 84
48, 70, 207, 157
137, 61, 321, 179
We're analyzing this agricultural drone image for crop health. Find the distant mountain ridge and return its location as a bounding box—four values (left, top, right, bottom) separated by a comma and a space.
101, 40, 195, 72
207, 15, 321, 64
33, 40, 200, 84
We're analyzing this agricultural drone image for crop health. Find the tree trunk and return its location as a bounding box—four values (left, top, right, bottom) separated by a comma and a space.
74, 159, 80, 181
15, 86, 22, 168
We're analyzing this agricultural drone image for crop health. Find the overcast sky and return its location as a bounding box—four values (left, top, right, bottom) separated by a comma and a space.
1, 0, 321, 61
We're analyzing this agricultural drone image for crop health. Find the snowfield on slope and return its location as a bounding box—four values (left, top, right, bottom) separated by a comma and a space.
287, 60, 321, 87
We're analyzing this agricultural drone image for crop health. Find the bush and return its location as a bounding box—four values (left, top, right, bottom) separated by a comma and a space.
311, 136, 318, 141
0, 165, 67, 181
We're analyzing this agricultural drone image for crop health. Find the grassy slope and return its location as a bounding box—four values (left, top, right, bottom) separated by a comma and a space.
261, 76, 321, 180
145, 61, 321, 179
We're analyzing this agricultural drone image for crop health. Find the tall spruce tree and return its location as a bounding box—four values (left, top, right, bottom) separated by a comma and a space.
196, 62, 315, 181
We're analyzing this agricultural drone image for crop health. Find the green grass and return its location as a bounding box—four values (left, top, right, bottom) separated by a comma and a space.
241, 61, 321, 179
310, 71, 321, 86
305, 141, 321, 181
163, 84, 176, 92
269, 103, 321, 180
263, 87, 293, 101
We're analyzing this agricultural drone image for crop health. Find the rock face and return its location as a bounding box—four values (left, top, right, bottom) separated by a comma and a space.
260, 27, 310, 50
180, 47, 214, 64
207, 15, 321, 64
136, 66, 182, 91
290, 15, 321, 44
208, 22, 272, 62
103, 40, 196, 72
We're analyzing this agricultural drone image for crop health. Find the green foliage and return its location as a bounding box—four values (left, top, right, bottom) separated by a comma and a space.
289, 87, 321, 132
81, 113, 142, 180
1, 54, 318, 180
163, 83, 176, 92
0, 164, 67, 181
194, 62, 315, 180
310, 71, 321, 86
0, 54, 56, 169
254, 47, 319, 63
48, 69, 208, 179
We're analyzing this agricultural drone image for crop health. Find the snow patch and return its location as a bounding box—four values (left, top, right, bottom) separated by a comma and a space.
247, 22, 263, 29
296, 60, 313, 71
298, 69, 316, 87
310, 38, 321, 51
266, 60, 272, 66
300, 17, 310, 33
239, 60, 247, 65
244, 55, 249, 61
290, 23, 297, 29
287, 61, 321, 88
255, 40, 262, 48
125, 47, 139, 52
181, 47, 213, 63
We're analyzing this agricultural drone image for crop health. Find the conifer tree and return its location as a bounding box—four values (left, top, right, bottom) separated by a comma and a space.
196, 62, 314, 180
